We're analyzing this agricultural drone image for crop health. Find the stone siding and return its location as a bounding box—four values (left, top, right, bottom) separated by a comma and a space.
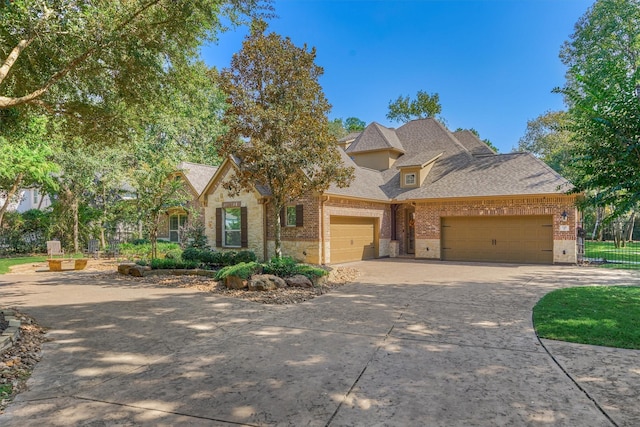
203, 164, 266, 261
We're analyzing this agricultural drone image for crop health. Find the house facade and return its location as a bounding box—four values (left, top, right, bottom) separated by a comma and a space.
199, 118, 578, 265
158, 161, 218, 243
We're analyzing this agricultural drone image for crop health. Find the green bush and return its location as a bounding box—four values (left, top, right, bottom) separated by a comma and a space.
181, 248, 257, 267
149, 258, 199, 270
215, 261, 262, 281
131, 238, 150, 245
181, 247, 204, 262
235, 250, 257, 264
292, 264, 328, 280
262, 256, 299, 277
164, 248, 183, 260
120, 241, 180, 259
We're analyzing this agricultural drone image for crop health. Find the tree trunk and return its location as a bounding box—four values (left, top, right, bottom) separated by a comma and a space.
626, 211, 635, 242
592, 206, 602, 240
613, 220, 623, 248
150, 214, 159, 260
273, 201, 283, 259
73, 198, 79, 253
0, 173, 24, 227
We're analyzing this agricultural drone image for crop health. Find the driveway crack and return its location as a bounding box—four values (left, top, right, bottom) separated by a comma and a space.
325, 323, 396, 426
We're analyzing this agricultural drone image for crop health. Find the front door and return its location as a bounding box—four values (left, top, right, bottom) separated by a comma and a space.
406, 208, 415, 254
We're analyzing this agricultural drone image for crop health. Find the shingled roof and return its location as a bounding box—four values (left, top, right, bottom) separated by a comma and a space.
177, 161, 219, 196
326, 118, 572, 201
346, 122, 404, 154
453, 130, 496, 156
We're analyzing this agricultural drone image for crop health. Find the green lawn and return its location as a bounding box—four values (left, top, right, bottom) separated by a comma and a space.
533, 286, 640, 349
585, 240, 640, 269
0, 256, 48, 274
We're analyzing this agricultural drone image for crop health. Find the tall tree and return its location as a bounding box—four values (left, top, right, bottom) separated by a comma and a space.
558, 0, 640, 217
344, 117, 366, 132
0, 0, 270, 143
0, 110, 58, 226
516, 111, 573, 175
219, 21, 354, 258
387, 90, 443, 123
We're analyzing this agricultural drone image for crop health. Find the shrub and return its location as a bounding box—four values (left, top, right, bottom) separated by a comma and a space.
131, 238, 150, 245
120, 241, 180, 259
182, 219, 209, 249
292, 264, 328, 280
235, 250, 257, 264
262, 256, 298, 277
220, 251, 237, 266
149, 258, 199, 270
164, 248, 183, 260
215, 261, 262, 281
181, 247, 204, 262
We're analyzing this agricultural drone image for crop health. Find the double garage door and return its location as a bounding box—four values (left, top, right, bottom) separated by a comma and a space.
441, 216, 553, 264
330, 216, 377, 264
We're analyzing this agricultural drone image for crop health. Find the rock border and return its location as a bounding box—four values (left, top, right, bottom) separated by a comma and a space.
0, 310, 21, 355
118, 263, 217, 278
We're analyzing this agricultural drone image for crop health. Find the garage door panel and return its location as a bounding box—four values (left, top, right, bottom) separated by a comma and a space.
330, 217, 377, 263
442, 216, 553, 264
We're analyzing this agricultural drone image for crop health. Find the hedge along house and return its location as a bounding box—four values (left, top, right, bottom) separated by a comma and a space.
200, 118, 578, 265
157, 161, 218, 243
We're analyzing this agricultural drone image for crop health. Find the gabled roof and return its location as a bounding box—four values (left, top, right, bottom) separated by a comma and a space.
346, 122, 404, 154
453, 130, 496, 156
338, 132, 361, 143
394, 150, 443, 169
177, 161, 218, 196
327, 118, 573, 202
387, 152, 571, 201
327, 150, 388, 200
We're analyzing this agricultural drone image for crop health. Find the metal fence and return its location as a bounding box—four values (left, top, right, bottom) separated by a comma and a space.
582, 221, 640, 268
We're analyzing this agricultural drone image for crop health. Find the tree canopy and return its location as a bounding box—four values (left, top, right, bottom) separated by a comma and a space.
218, 21, 353, 257
516, 111, 573, 175
386, 90, 443, 123
0, 0, 270, 142
558, 0, 640, 216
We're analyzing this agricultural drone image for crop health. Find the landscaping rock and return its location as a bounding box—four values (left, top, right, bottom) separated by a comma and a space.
129, 265, 151, 277
117, 263, 137, 275
249, 274, 286, 291
286, 274, 313, 288
225, 275, 248, 290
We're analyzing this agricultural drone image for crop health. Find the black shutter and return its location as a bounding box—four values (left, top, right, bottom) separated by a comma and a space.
215, 208, 222, 248
280, 207, 286, 226
241, 206, 248, 248
296, 204, 304, 227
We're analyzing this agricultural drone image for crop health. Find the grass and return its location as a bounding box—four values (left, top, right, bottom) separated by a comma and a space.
585, 240, 640, 269
533, 286, 640, 349
0, 256, 47, 274
0, 383, 11, 398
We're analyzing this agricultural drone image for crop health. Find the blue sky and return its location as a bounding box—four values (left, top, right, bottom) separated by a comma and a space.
201, 0, 594, 153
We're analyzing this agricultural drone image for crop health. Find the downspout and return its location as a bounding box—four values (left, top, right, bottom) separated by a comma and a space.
262, 197, 270, 262
320, 195, 329, 265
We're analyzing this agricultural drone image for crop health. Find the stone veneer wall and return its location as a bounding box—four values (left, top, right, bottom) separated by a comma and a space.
412, 195, 578, 263
203, 163, 266, 261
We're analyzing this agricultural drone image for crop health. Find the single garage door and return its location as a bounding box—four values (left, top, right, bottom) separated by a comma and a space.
330, 216, 377, 263
441, 216, 553, 264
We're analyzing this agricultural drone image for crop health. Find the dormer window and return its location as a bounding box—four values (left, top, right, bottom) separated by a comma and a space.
404, 173, 416, 186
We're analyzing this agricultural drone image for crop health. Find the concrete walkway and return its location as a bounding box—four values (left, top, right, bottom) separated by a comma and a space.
0, 260, 638, 426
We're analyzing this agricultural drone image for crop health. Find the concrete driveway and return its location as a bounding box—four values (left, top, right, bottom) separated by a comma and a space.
1, 259, 639, 426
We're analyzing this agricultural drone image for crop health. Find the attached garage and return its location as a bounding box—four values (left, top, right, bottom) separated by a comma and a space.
441, 216, 553, 264
329, 216, 377, 263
